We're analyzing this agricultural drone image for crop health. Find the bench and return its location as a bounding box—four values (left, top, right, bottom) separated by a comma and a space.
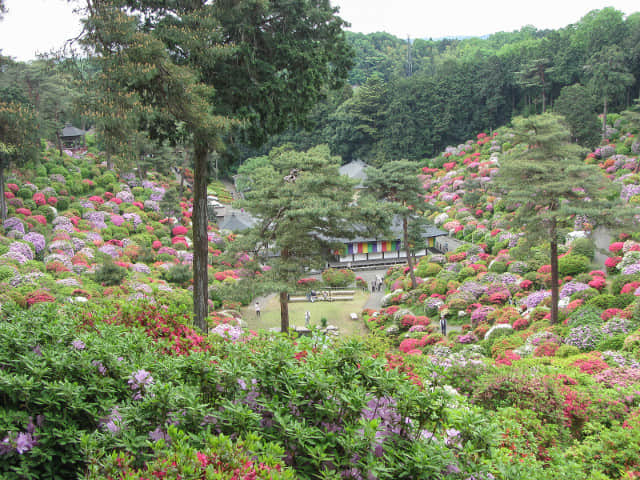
288, 295, 354, 303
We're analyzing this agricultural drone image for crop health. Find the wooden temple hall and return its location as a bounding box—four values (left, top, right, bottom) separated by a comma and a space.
329, 222, 446, 268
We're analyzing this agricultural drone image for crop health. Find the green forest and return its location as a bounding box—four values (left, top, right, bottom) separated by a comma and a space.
3, 6, 640, 170
2, 2, 640, 480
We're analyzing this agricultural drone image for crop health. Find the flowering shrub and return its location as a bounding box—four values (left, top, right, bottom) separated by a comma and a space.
521, 290, 551, 309
534, 341, 559, 357
109, 303, 210, 355
297, 277, 321, 287
609, 242, 625, 253
457, 333, 478, 344
321, 268, 355, 287
172, 225, 189, 236
564, 325, 603, 351
605, 256, 622, 272
399, 337, 424, 353
570, 356, 610, 374
512, 317, 529, 331
86, 429, 294, 480
25, 290, 56, 307
594, 367, 640, 388
588, 276, 606, 291
495, 350, 521, 366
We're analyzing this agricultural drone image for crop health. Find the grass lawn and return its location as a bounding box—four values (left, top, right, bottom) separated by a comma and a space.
243, 291, 370, 336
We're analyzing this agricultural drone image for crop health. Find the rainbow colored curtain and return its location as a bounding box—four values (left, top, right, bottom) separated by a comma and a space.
341, 240, 401, 256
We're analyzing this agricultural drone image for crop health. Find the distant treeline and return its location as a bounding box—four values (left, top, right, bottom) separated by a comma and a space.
2, 7, 640, 172
255, 7, 640, 165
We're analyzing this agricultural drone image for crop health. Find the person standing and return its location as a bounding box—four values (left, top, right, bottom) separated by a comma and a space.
305, 310, 311, 327
440, 315, 447, 336
255, 301, 261, 318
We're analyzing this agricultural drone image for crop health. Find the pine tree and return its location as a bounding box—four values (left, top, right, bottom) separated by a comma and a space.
237, 145, 377, 332
493, 113, 623, 323
0, 101, 39, 221
364, 160, 424, 289
82, 0, 352, 332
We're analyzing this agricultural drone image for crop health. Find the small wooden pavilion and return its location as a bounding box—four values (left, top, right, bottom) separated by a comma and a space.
59, 124, 87, 149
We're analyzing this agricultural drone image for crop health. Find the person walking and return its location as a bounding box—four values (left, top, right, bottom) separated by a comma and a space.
255, 301, 261, 318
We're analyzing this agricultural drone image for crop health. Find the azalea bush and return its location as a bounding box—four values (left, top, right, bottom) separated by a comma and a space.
0, 301, 509, 480
321, 268, 355, 287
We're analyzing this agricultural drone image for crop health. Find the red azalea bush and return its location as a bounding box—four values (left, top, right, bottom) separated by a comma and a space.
571, 356, 610, 375
513, 317, 529, 331
605, 256, 622, 271
588, 276, 606, 291
172, 236, 188, 246
31, 215, 47, 225
16, 207, 32, 216
495, 350, 521, 366
46, 261, 70, 273
321, 268, 355, 287
601, 308, 623, 321
385, 352, 422, 387
489, 291, 510, 304
566, 299, 584, 311
25, 290, 56, 307
609, 242, 624, 253
107, 304, 210, 355
172, 225, 189, 236
520, 279, 533, 290
534, 341, 559, 357
297, 277, 321, 287
447, 252, 467, 262
32, 192, 46, 206
398, 337, 423, 353
621, 281, 640, 294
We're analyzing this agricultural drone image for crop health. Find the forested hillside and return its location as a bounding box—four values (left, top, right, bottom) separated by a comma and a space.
264, 7, 640, 164
2, 7, 640, 172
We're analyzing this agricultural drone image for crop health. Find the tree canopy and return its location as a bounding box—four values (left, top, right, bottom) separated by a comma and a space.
493, 113, 622, 323
364, 160, 424, 289
81, 0, 353, 332
237, 145, 365, 332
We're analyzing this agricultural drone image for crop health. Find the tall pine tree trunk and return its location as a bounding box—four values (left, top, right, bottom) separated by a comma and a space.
179, 150, 188, 200
0, 165, 7, 221
279, 291, 290, 333
280, 247, 290, 333
106, 146, 113, 171
56, 132, 63, 156
192, 141, 209, 333
602, 97, 608, 140
550, 218, 559, 324
403, 215, 417, 289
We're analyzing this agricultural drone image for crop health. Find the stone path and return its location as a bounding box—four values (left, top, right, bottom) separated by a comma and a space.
355, 268, 389, 310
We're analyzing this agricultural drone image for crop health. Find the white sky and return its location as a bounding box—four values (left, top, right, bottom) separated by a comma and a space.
0, 0, 639, 61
